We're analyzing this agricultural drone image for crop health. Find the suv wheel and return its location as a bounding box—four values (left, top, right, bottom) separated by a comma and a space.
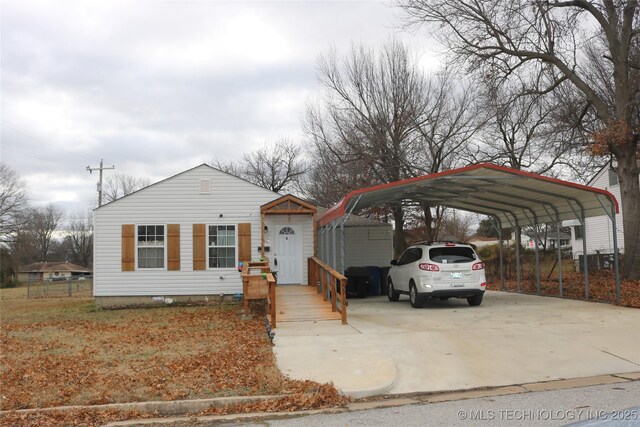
409, 282, 423, 308
387, 278, 400, 301
467, 294, 483, 306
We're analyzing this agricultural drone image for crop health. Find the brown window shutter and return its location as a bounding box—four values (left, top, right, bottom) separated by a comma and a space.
238, 223, 251, 263
122, 224, 135, 271
193, 224, 206, 270
167, 224, 181, 271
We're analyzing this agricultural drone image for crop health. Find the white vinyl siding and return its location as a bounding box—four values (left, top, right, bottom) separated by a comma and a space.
569, 166, 633, 258
93, 165, 281, 296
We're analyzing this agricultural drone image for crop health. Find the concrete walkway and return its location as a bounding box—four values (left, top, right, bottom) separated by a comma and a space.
273, 291, 640, 397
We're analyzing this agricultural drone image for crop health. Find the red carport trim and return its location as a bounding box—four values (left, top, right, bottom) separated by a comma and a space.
318, 163, 619, 227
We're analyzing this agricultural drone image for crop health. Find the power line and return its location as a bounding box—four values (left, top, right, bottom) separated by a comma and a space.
86, 159, 115, 207
2, 120, 95, 163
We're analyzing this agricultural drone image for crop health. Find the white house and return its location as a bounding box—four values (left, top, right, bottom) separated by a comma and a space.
93, 164, 392, 306
564, 164, 636, 260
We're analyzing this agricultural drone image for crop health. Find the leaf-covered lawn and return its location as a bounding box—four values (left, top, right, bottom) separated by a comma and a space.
486, 270, 640, 308
0, 297, 349, 425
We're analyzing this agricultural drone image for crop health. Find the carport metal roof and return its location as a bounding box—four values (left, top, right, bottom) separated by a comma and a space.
316, 163, 621, 305
318, 163, 618, 228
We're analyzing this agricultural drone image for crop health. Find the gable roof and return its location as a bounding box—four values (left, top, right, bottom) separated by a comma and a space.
261, 194, 317, 214
95, 164, 279, 210
18, 262, 91, 273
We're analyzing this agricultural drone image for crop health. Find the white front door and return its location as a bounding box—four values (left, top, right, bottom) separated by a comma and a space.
275, 225, 302, 284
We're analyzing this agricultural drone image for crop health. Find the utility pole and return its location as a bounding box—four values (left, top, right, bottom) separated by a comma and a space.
86, 159, 115, 207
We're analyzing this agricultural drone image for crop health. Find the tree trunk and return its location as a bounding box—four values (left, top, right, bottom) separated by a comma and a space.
515, 226, 523, 250
616, 153, 640, 280
391, 204, 406, 259
422, 203, 433, 242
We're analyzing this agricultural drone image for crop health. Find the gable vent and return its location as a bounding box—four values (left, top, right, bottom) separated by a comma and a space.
199, 179, 211, 194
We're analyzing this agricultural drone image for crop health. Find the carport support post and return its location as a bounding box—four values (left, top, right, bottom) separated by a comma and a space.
515, 219, 521, 292
339, 217, 345, 274
496, 218, 505, 291
581, 213, 589, 300
533, 222, 541, 295
611, 201, 620, 305
556, 219, 563, 297
324, 227, 330, 265
331, 221, 337, 270
316, 227, 324, 259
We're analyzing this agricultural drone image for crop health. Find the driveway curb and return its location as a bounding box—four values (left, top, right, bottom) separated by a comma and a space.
7, 372, 637, 426
0, 394, 285, 417
104, 372, 640, 425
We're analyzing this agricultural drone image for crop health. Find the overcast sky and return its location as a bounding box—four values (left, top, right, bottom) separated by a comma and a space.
0, 0, 441, 223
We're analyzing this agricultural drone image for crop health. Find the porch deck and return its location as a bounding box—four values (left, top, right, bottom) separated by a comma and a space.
275, 285, 342, 324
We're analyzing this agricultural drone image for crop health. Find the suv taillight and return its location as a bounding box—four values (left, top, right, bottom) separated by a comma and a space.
472, 262, 485, 270
419, 263, 440, 272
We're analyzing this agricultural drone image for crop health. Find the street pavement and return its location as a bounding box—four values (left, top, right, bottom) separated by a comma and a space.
222, 381, 640, 427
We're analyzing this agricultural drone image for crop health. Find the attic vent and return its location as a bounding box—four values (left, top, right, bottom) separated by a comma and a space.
199, 179, 211, 194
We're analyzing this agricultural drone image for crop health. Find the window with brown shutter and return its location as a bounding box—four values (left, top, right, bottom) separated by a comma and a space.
167, 224, 180, 271
238, 223, 251, 263
121, 224, 135, 271
193, 224, 206, 270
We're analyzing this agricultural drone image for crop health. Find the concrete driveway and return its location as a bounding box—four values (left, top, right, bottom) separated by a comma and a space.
273, 291, 640, 397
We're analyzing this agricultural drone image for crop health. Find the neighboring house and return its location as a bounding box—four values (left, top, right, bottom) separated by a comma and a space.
17, 262, 91, 283
564, 163, 636, 260
468, 236, 502, 248
546, 231, 571, 250
93, 164, 392, 306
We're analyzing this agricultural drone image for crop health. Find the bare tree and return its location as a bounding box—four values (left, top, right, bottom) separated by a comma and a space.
64, 211, 93, 268
438, 210, 477, 242
103, 173, 151, 203
304, 40, 483, 255
472, 79, 596, 177
412, 72, 482, 240
305, 40, 430, 256
30, 204, 64, 262
212, 138, 308, 194
11, 204, 64, 264
399, 0, 640, 279
0, 163, 29, 242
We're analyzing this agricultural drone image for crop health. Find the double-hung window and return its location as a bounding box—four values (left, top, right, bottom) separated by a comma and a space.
208, 225, 236, 268
137, 225, 165, 269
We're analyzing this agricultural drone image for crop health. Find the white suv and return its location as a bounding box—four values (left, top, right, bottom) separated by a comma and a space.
387, 242, 486, 308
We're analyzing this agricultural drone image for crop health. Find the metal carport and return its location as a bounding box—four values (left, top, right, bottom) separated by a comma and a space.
317, 163, 622, 303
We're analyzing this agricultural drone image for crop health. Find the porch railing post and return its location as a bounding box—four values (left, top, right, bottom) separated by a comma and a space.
340, 277, 347, 324
331, 277, 337, 312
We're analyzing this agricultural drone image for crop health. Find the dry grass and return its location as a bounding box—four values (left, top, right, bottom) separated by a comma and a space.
0, 295, 348, 424
486, 270, 640, 308
1, 281, 93, 301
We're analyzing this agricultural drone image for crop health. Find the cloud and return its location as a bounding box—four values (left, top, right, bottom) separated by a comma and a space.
0, 0, 440, 216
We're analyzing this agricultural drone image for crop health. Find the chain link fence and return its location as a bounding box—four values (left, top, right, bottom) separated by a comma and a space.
22, 279, 93, 299
476, 245, 630, 305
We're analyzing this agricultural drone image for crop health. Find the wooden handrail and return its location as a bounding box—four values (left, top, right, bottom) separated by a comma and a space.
308, 256, 347, 325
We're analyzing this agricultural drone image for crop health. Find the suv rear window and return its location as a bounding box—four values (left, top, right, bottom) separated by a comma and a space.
429, 247, 476, 263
